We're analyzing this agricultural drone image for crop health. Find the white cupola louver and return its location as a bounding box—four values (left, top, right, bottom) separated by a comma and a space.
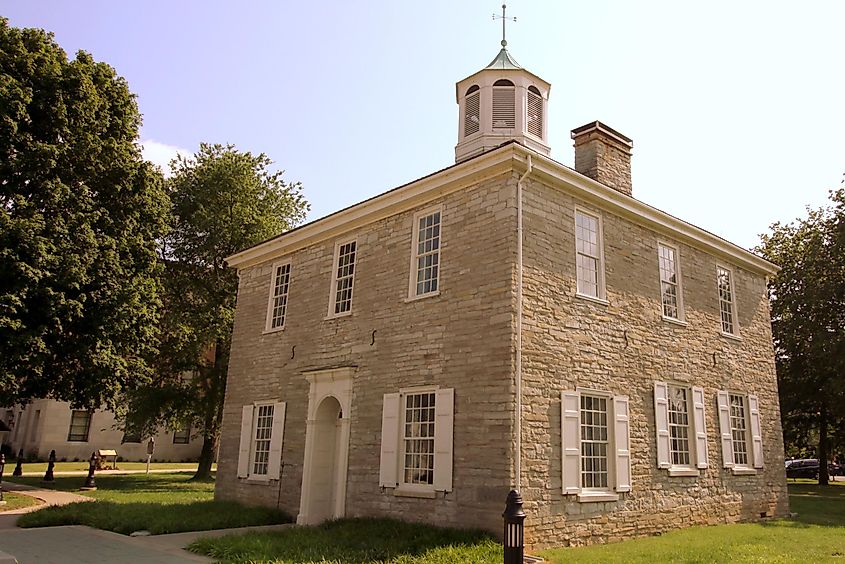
492, 79, 515, 129
465, 86, 480, 137
527, 86, 543, 138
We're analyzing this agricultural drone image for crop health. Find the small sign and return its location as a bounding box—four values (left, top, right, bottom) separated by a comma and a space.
97, 449, 117, 457
146, 438, 155, 455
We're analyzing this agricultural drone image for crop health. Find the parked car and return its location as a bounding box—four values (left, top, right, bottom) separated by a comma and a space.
786, 459, 819, 479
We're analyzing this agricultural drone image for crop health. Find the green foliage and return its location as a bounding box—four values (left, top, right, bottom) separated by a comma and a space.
188, 518, 500, 564
119, 144, 309, 476
0, 18, 169, 407
757, 186, 845, 476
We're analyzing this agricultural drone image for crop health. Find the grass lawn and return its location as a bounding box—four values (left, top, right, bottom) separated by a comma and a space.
189, 483, 845, 563
0, 492, 42, 512
11, 461, 211, 474
13, 473, 291, 535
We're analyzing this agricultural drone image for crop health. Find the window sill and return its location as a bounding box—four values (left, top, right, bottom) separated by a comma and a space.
577, 491, 619, 503
404, 290, 441, 303
667, 467, 699, 477
243, 476, 272, 484
731, 467, 757, 476
262, 326, 285, 335
574, 293, 609, 307
324, 311, 352, 321
393, 487, 436, 499
662, 316, 688, 327
720, 331, 743, 342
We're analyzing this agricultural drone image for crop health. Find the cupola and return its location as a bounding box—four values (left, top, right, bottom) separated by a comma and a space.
454, 30, 551, 163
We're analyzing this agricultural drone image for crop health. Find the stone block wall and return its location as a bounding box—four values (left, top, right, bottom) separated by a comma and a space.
215, 174, 519, 532
519, 177, 788, 548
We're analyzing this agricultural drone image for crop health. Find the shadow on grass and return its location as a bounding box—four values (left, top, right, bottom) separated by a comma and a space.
9, 473, 214, 494
17, 500, 291, 536
189, 517, 501, 564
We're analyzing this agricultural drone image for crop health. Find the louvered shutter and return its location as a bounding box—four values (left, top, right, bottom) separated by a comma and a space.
748, 395, 764, 468
717, 391, 734, 468
464, 92, 480, 136
653, 382, 671, 468
691, 387, 709, 469
267, 402, 286, 479
527, 90, 543, 137
613, 396, 632, 492
379, 393, 400, 487
433, 388, 454, 492
492, 87, 515, 128
237, 405, 254, 478
561, 391, 581, 494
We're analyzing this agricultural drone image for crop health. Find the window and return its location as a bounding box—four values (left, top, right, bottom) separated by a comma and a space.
172, 425, 191, 445
654, 383, 708, 474
266, 263, 291, 331
717, 266, 737, 335
67, 410, 92, 442
329, 240, 357, 316
575, 209, 605, 300
122, 429, 141, 444
492, 79, 515, 129
379, 388, 454, 494
561, 391, 630, 500
30, 410, 40, 442
237, 401, 286, 480
527, 85, 543, 137
409, 208, 441, 298
658, 243, 684, 321
464, 85, 480, 137
717, 391, 763, 472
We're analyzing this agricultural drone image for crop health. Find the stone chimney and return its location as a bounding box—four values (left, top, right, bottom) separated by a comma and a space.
571, 121, 633, 196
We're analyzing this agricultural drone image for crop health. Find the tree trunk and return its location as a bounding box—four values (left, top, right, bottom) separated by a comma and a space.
191, 337, 227, 481
818, 402, 830, 486
194, 433, 217, 480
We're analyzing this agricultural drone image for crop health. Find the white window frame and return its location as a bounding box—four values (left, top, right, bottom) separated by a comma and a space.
717, 391, 763, 475
237, 400, 287, 482
574, 207, 607, 303
265, 261, 292, 333
716, 264, 740, 338
249, 402, 275, 478
398, 386, 438, 493
327, 238, 357, 319
407, 206, 443, 300
654, 382, 708, 476
657, 241, 686, 324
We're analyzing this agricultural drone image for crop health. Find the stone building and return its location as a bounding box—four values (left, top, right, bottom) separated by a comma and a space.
215, 39, 787, 547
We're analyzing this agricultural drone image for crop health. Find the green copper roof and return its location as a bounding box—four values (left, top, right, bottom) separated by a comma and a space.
485, 47, 522, 70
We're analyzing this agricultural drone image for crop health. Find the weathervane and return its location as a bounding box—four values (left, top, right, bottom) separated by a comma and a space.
492, 3, 516, 48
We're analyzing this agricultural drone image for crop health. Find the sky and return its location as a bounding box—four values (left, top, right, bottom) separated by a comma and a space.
5, 0, 845, 251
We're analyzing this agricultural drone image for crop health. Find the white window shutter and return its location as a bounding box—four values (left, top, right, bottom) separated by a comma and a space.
561, 391, 581, 494
653, 382, 671, 469
691, 387, 709, 469
748, 394, 764, 468
717, 391, 734, 468
434, 388, 454, 492
613, 396, 632, 493
379, 393, 400, 487
237, 405, 254, 478
267, 402, 286, 480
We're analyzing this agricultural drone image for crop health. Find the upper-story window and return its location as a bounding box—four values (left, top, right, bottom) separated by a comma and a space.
329, 240, 357, 317
658, 243, 684, 321
492, 79, 515, 129
527, 85, 543, 137
409, 207, 442, 298
716, 265, 738, 335
575, 209, 605, 300
464, 85, 480, 137
266, 263, 291, 331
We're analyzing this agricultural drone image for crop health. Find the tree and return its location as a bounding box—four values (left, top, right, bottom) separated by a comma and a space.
758, 186, 845, 485
0, 19, 169, 408
123, 144, 308, 479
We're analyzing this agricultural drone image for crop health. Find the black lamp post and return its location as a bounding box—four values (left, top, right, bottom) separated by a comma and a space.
0, 453, 6, 504
80, 451, 98, 491
42, 449, 56, 483
503, 489, 526, 564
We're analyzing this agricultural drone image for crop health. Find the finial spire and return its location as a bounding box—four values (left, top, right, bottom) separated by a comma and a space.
492, 3, 516, 48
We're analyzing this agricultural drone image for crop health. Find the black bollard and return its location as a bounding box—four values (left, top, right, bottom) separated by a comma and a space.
12, 448, 23, 477
0, 453, 6, 504
503, 489, 526, 564
42, 449, 56, 483
80, 451, 98, 491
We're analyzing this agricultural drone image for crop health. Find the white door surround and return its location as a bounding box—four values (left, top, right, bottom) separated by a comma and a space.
297, 366, 355, 525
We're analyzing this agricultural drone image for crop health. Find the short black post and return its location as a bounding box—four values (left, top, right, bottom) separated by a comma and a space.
0, 453, 6, 504
12, 448, 23, 477
503, 489, 526, 564
80, 451, 97, 491
42, 449, 56, 483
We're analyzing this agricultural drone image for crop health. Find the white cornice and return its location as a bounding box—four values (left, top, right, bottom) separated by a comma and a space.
226, 143, 778, 276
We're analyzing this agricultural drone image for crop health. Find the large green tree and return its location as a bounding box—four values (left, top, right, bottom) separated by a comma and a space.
0, 19, 169, 407
758, 186, 845, 485
124, 143, 308, 479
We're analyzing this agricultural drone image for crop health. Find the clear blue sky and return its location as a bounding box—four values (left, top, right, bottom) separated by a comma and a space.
6, 1, 844, 250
